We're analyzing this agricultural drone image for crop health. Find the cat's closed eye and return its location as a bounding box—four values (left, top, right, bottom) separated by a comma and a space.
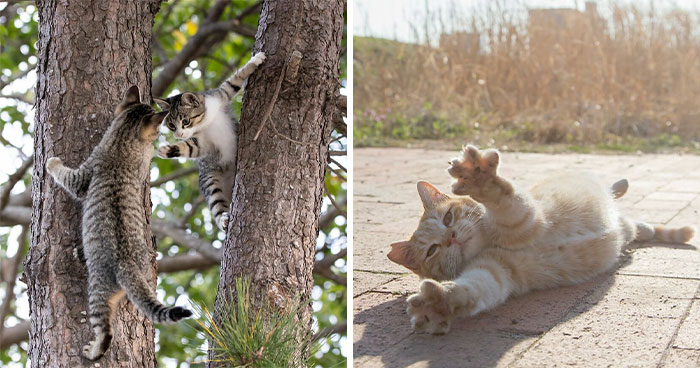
426, 243, 439, 258
167, 122, 175, 131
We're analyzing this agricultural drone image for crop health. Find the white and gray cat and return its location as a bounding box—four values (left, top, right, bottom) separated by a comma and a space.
154, 52, 266, 230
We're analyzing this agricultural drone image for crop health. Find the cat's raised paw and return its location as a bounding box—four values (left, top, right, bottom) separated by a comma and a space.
406, 279, 454, 335
251, 52, 266, 65
157, 145, 180, 159
448, 145, 512, 201
46, 157, 63, 173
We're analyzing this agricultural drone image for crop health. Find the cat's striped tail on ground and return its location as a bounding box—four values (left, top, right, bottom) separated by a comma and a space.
635, 222, 696, 244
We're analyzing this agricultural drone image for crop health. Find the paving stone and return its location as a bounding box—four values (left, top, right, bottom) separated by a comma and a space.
660, 180, 700, 193
619, 245, 700, 279
645, 192, 698, 202
374, 327, 537, 368
354, 292, 414, 358
632, 199, 690, 211
572, 274, 697, 319
353, 270, 399, 297
659, 348, 700, 368
516, 312, 678, 367
673, 297, 700, 350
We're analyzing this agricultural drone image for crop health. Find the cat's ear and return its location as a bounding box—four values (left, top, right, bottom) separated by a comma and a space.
153, 97, 170, 111
115, 85, 141, 115
139, 111, 168, 141
387, 241, 418, 270
181, 92, 200, 106
417, 181, 449, 210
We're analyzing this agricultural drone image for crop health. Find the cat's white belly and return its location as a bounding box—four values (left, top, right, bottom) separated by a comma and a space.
201, 96, 237, 164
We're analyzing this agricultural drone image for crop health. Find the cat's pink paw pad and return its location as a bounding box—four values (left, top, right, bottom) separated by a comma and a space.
448, 145, 500, 180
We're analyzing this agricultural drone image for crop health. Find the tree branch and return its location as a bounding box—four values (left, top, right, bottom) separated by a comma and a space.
0, 94, 32, 105
151, 219, 222, 261
151, 0, 259, 97
312, 321, 347, 342
150, 166, 198, 187
0, 155, 33, 212
313, 249, 347, 285
319, 195, 346, 229
0, 320, 28, 350
0, 226, 27, 345
0, 205, 30, 227
156, 253, 218, 273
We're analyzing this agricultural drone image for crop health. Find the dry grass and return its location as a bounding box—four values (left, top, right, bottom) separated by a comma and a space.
354, 1, 700, 152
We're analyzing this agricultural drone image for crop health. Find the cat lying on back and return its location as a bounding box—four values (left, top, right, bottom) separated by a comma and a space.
155, 52, 266, 231
388, 145, 696, 335
47, 86, 192, 360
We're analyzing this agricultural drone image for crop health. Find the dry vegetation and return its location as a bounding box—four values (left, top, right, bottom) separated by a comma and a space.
354, 1, 700, 152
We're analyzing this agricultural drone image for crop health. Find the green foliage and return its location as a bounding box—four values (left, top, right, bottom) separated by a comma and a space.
194, 277, 310, 367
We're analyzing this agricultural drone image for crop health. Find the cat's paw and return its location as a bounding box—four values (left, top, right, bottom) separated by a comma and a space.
157, 145, 180, 159
216, 212, 229, 231
448, 145, 511, 201
46, 157, 63, 173
82, 335, 109, 361
251, 52, 266, 65
406, 279, 456, 335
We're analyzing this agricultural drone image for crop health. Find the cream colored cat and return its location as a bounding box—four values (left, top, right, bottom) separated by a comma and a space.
387, 145, 696, 335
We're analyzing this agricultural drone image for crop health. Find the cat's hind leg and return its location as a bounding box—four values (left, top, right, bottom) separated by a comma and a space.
83, 276, 123, 361
199, 169, 231, 231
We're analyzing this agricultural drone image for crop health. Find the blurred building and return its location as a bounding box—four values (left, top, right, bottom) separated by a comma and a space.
528, 1, 606, 43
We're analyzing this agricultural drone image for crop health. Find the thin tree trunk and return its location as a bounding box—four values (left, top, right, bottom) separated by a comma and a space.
26, 1, 161, 367
210, 0, 344, 365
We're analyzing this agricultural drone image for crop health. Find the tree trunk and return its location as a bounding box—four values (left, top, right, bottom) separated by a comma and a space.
210, 0, 344, 365
26, 1, 161, 367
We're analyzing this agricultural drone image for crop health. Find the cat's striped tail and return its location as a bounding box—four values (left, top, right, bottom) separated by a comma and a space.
634, 222, 696, 244
218, 52, 266, 100
120, 273, 192, 324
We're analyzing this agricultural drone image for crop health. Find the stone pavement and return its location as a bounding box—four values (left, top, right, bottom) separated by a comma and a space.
353, 148, 700, 368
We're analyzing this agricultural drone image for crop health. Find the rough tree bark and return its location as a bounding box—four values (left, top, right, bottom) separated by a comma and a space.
210, 0, 344, 365
26, 1, 161, 367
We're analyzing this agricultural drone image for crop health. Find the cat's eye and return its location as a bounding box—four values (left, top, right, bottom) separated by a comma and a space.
182, 118, 190, 127
426, 244, 439, 258
443, 211, 453, 226
167, 123, 175, 131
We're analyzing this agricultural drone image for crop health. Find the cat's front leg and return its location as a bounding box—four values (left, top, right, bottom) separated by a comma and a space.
157, 138, 204, 160
449, 146, 544, 247
447, 145, 514, 204
46, 157, 92, 199
406, 279, 476, 335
